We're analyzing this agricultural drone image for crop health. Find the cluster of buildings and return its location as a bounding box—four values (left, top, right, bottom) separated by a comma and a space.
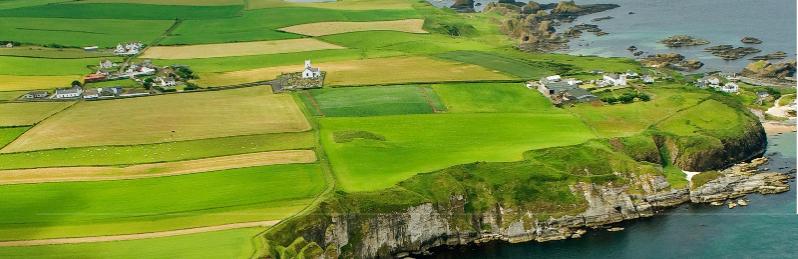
529, 75, 597, 105
85, 59, 158, 83
695, 73, 739, 93
21, 85, 150, 100
529, 71, 656, 105
114, 42, 143, 56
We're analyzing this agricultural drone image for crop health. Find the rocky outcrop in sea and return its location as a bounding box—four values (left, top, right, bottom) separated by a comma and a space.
640, 53, 704, 71
659, 35, 710, 48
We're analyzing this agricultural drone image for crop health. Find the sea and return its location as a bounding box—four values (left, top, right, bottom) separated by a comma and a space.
428, 0, 797, 73
421, 1, 798, 257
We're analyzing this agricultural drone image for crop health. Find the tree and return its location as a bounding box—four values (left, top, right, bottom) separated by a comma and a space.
71, 80, 82, 87
618, 93, 635, 104
143, 77, 154, 90
637, 93, 651, 102
601, 96, 617, 104
184, 82, 199, 91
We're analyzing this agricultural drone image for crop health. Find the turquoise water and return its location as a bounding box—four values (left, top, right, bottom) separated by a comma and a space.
556, 0, 797, 72
426, 131, 797, 258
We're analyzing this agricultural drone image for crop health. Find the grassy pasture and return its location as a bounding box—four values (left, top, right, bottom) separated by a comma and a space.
300, 85, 444, 116
435, 51, 566, 78
0, 102, 72, 127
141, 38, 345, 59
0, 132, 314, 170
2, 87, 310, 153
0, 46, 113, 59
0, 3, 243, 20
0, 17, 173, 48
569, 85, 710, 138
319, 31, 496, 56
0, 0, 65, 10
0, 91, 26, 101
0, 56, 102, 76
279, 19, 426, 36
195, 56, 512, 87
0, 150, 316, 185
247, 0, 414, 10
432, 83, 555, 113
160, 7, 419, 45
0, 163, 324, 240
155, 49, 398, 73
0, 127, 29, 149
656, 99, 743, 138
0, 227, 264, 259
0, 75, 81, 91
72, 0, 245, 5
320, 113, 596, 191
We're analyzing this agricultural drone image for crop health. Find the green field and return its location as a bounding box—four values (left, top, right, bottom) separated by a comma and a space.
161, 7, 420, 45
319, 31, 496, 55
320, 113, 596, 191
0, 3, 243, 20
0, 227, 264, 259
0, 126, 29, 148
0, 101, 73, 127
0, 132, 313, 170
657, 99, 743, 138
0, 56, 102, 76
435, 51, 567, 78
432, 83, 555, 113
0, 17, 174, 47
0, 163, 324, 240
0, 46, 114, 58
300, 85, 444, 117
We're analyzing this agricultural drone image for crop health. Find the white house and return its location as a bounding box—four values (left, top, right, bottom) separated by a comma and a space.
301, 60, 322, 79
114, 42, 143, 56
83, 46, 99, 51
83, 89, 100, 99
545, 75, 562, 82
603, 73, 627, 86
720, 82, 739, 93
22, 91, 49, 99
53, 86, 83, 99
156, 77, 177, 87
99, 59, 115, 69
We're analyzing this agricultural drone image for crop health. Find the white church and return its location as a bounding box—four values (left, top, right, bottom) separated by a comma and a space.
301, 60, 322, 79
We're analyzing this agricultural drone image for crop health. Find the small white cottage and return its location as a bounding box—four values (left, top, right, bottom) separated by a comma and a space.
301, 60, 322, 79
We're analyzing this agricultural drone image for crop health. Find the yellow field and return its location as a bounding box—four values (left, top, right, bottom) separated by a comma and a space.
2, 86, 311, 153
195, 56, 513, 87
0, 75, 81, 91
140, 38, 345, 59
247, 0, 413, 10
0, 150, 316, 184
0, 102, 73, 127
279, 19, 426, 36
67, 0, 244, 5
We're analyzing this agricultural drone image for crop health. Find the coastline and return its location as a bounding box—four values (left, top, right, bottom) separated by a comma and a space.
763, 121, 796, 134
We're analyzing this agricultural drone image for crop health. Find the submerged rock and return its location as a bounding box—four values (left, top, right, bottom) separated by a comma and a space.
660, 35, 710, 47
607, 227, 625, 232
741, 37, 763, 44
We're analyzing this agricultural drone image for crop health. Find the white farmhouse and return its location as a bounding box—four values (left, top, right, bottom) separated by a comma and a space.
301, 60, 322, 79
53, 86, 83, 99
156, 77, 177, 87
720, 82, 739, 93
603, 73, 627, 86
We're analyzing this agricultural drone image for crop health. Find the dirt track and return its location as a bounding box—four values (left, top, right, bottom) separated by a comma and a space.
0, 150, 316, 185
0, 220, 279, 247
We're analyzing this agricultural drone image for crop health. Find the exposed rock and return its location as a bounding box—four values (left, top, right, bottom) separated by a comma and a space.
749, 51, 787, 61
627, 46, 637, 51
737, 199, 748, 206
591, 16, 613, 22
741, 37, 763, 44
659, 35, 710, 48
727, 202, 737, 209
690, 158, 790, 203
710, 201, 723, 206
640, 53, 704, 71
704, 45, 761, 60
607, 227, 624, 232
741, 60, 796, 81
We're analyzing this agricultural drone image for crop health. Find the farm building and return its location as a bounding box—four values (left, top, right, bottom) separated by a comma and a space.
696, 75, 721, 88
83, 89, 100, 99
84, 73, 108, 83
83, 46, 99, 51
21, 91, 49, 99
99, 59, 116, 69
602, 73, 627, 86
114, 42, 143, 56
720, 83, 739, 93
534, 77, 597, 105
302, 60, 322, 79
53, 86, 83, 99
642, 75, 655, 84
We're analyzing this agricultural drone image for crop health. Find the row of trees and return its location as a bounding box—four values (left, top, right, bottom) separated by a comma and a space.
600, 92, 650, 104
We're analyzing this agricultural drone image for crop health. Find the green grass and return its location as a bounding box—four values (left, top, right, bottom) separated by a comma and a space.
657, 99, 743, 138
0, 46, 114, 58
0, 56, 103, 76
434, 51, 567, 78
569, 85, 709, 137
0, 132, 314, 169
0, 227, 264, 259
0, 91, 25, 101
320, 113, 596, 192
318, 31, 496, 56
0, 163, 324, 240
664, 165, 689, 189
0, 17, 173, 48
0, 3, 243, 20
161, 7, 420, 45
0, 0, 66, 10
300, 85, 444, 117
0, 126, 29, 148
0, 101, 73, 127
432, 83, 554, 113
779, 94, 796, 106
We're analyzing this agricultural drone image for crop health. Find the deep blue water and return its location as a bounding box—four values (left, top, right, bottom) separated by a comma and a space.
426, 131, 797, 258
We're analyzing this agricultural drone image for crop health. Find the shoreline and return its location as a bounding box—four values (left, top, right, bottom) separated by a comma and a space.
763, 121, 796, 134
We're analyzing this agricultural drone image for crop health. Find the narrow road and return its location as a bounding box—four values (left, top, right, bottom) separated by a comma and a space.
0, 220, 279, 247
